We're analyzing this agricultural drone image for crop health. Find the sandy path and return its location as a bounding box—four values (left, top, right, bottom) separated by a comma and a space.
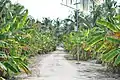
16, 47, 120, 80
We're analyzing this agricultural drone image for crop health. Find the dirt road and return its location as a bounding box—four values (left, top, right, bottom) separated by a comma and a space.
16, 47, 120, 80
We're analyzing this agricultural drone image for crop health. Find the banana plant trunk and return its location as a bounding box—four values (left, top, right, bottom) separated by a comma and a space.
76, 45, 80, 64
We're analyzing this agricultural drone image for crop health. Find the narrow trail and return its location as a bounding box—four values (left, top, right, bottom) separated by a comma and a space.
16, 47, 120, 80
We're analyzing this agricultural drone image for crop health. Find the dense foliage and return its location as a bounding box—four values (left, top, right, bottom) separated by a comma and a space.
0, 0, 120, 79
0, 0, 57, 79
63, 0, 120, 71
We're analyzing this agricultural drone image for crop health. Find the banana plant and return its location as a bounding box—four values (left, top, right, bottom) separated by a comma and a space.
0, 0, 58, 79
0, 1, 31, 79
83, 13, 120, 66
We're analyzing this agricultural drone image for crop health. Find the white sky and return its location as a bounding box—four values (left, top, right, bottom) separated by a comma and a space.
10, 0, 120, 20
11, 0, 71, 20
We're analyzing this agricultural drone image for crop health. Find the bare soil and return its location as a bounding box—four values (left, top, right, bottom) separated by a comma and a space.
15, 47, 120, 80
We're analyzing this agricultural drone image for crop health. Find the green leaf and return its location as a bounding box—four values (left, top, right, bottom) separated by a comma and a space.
19, 10, 28, 29
102, 48, 119, 62
97, 19, 119, 32
79, 16, 92, 28
0, 77, 5, 80
114, 54, 120, 66
16, 22, 20, 29
14, 58, 31, 74
0, 62, 7, 71
0, 24, 10, 34
19, 63, 31, 74
3, 62, 19, 73
95, 41, 104, 52
0, 52, 7, 61
114, 14, 120, 20
0, 41, 8, 47
116, 25, 120, 31
88, 35, 104, 45
107, 37, 120, 43
13, 16, 17, 23
85, 35, 104, 50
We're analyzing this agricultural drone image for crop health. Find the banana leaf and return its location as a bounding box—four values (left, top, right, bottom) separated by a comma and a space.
114, 54, 120, 66
97, 19, 119, 32
3, 62, 19, 73
107, 37, 120, 43
102, 48, 119, 62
